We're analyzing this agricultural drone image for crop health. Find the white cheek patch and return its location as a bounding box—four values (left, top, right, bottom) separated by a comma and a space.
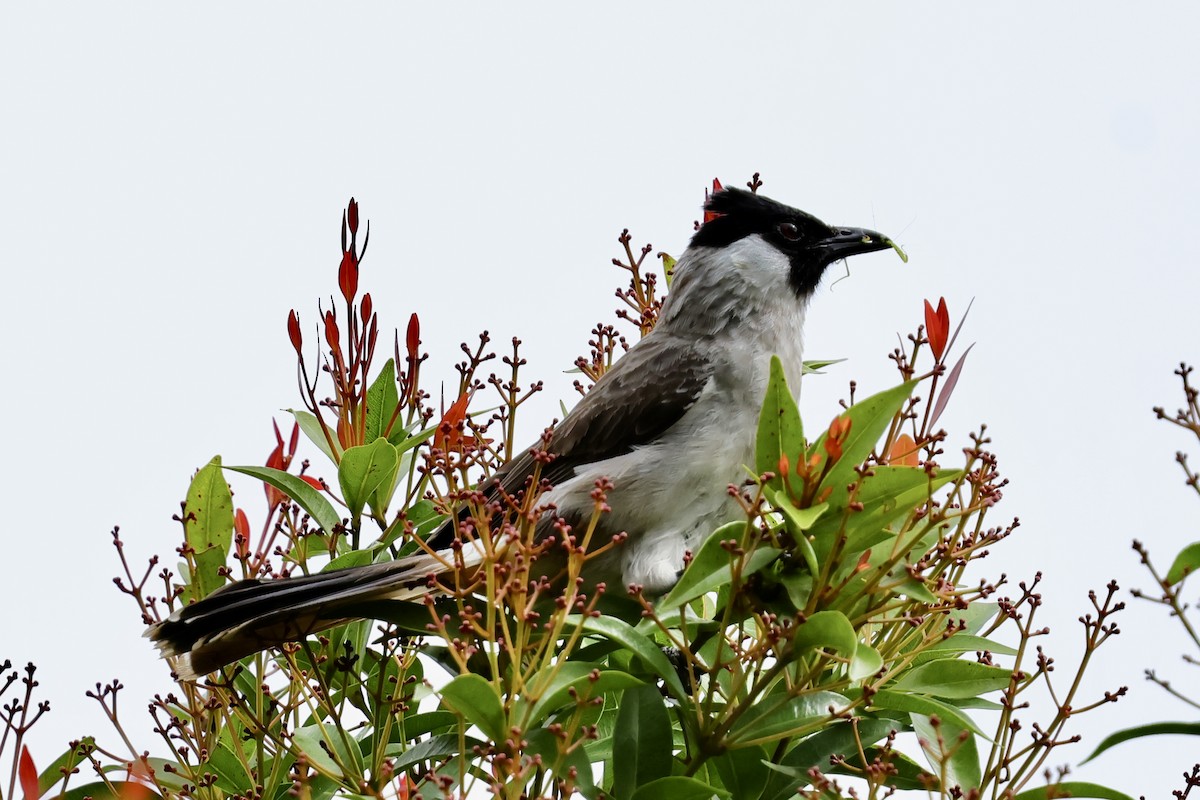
722, 235, 792, 293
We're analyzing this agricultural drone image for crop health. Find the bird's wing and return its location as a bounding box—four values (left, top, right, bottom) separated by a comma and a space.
424, 332, 712, 548
495, 332, 714, 494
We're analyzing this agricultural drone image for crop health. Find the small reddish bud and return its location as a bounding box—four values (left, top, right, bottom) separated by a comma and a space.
406, 313, 420, 362
324, 310, 340, 353
338, 250, 358, 303
924, 297, 950, 362
824, 416, 851, 463
287, 310, 302, 354
777, 453, 789, 478
360, 292, 373, 325
234, 508, 250, 557
347, 197, 359, 235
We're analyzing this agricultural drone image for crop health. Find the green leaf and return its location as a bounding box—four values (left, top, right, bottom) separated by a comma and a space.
950, 602, 999, 636
1012, 782, 1137, 800
793, 610, 857, 658
288, 408, 342, 463
756, 355, 804, 484
850, 645, 884, 681
808, 466, 959, 565
368, 440, 403, 519
912, 712, 980, 791
37, 738, 92, 796
731, 690, 850, 743
59, 782, 163, 800
660, 521, 781, 608
815, 380, 917, 504
922, 634, 1018, 659
871, 689, 987, 736
780, 570, 813, 609
713, 745, 768, 800
1167, 542, 1200, 585
892, 659, 1013, 699
338, 437, 399, 520
568, 614, 688, 700
767, 489, 824, 575
365, 358, 400, 442
291, 725, 345, 774
761, 719, 897, 800
225, 464, 341, 535
185, 456, 234, 599
524, 664, 642, 727
801, 358, 845, 375
829, 746, 935, 790
526, 728, 598, 797
439, 673, 506, 743
612, 684, 673, 799
630, 776, 730, 800
387, 733, 465, 772
1082, 720, 1200, 763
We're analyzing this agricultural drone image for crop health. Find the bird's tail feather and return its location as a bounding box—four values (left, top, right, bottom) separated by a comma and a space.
146, 547, 467, 680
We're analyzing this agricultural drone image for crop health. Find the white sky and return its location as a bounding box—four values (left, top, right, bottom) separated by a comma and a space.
3, 3, 1199, 796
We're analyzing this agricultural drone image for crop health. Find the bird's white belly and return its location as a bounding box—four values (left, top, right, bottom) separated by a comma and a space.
546, 374, 763, 593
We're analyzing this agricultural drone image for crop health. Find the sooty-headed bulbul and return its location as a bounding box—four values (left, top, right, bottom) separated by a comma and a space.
148, 187, 900, 679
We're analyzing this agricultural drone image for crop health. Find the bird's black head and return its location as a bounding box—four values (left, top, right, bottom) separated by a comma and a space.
691, 187, 895, 295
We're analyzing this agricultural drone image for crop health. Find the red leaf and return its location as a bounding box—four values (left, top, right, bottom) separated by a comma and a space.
347, 197, 359, 235
889, 433, 920, 467
703, 178, 725, 224
929, 343, 975, 429
338, 250, 358, 303
288, 421, 299, 458
360, 292, 373, 325
300, 475, 325, 491
19, 745, 38, 800
287, 310, 302, 354
924, 297, 950, 362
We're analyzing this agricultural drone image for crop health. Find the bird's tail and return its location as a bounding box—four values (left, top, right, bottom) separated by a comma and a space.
146, 548, 464, 680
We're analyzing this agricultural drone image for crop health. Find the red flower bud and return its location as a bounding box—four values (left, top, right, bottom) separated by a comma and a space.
347, 197, 359, 235
324, 310, 341, 354
924, 297, 950, 362
360, 292, 373, 325
338, 250, 358, 303
287, 310, 302, 354
777, 453, 789, 479
824, 415, 852, 463
406, 313, 420, 362
234, 508, 251, 558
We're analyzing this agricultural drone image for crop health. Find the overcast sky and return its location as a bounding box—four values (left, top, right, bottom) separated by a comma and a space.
3, 3, 1199, 796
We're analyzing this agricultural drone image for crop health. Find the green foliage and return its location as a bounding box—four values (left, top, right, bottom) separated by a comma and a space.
6, 197, 1134, 800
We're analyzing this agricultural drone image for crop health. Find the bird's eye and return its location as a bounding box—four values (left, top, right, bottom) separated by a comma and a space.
777, 222, 801, 241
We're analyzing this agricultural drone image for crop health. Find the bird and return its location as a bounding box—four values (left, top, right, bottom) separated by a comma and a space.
147, 186, 900, 680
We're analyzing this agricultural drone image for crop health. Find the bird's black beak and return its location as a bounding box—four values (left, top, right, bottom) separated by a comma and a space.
814, 226, 898, 264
